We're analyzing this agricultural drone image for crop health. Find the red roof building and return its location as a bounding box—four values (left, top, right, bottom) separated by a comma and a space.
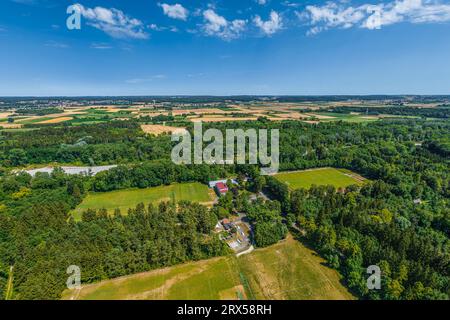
215, 182, 228, 195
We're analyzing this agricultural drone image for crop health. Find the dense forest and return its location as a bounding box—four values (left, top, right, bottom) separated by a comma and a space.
289, 184, 448, 299
0, 118, 448, 299
322, 106, 450, 119
0, 121, 172, 166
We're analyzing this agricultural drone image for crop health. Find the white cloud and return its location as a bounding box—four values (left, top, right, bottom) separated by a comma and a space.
282, 1, 300, 8
256, 0, 268, 5
44, 40, 69, 48
302, 0, 450, 35
149, 23, 179, 32
126, 74, 167, 84
149, 23, 162, 31
73, 3, 148, 39
160, 3, 189, 21
254, 10, 283, 35
202, 9, 247, 40
90, 42, 113, 49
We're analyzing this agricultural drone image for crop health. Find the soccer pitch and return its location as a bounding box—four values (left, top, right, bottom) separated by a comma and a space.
274, 167, 364, 190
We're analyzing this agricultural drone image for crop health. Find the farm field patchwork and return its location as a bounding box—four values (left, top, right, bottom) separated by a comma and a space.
61, 235, 354, 300
274, 167, 364, 190
71, 182, 214, 220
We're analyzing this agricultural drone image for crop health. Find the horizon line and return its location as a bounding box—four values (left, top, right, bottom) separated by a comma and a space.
2, 94, 450, 99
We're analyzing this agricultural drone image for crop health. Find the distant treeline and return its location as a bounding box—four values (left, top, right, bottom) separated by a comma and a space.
14, 107, 62, 116
2, 95, 450, 105
325, 106, 450, 118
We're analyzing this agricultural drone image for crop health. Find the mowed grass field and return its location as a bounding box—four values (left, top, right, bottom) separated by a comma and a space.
274, 167, 364, 190
238, 236, 354, 300
61, 235, 354, 300
71, 182, 213, 220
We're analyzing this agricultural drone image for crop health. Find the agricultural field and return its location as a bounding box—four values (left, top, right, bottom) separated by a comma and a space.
312, 112, 380, 123
37, 116, 73, 124
238, 236, 354, 300
71, 182, 214, 220
61, 235, 354, 300
0, 101, 435, 132
140, 124, 187, 135
274, 167, 365, 190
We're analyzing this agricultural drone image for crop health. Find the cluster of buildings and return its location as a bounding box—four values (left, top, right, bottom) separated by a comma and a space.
216, 218, 251, 252
209, 178, 253, 254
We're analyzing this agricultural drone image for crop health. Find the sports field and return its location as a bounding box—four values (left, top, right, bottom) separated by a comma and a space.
71, 182, 214, 220
274, 167, 364, 190
61, 235, 354, 300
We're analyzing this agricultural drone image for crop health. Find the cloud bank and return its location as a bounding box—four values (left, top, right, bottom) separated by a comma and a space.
202, 9, 247, 40
160, 3, 189, 21
254, 10, 283, 35
73, 3, 148, 39
302, 0, 450, 35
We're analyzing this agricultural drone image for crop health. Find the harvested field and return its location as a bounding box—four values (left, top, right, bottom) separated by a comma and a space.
190, 116, 257, 122
38, 116, 73, 124
172, 108, 234, 115
0, 123, 22, 129
141, 124, 187, 135
0, 112, 15, 119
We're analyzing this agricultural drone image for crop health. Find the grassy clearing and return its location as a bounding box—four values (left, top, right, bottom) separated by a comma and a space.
61, 235, 353, 300
61, 257, 244, 300
71, 182, 213, 220
312, 112, 380, 123
274, 167, 364, 190
239, 236, 354, 300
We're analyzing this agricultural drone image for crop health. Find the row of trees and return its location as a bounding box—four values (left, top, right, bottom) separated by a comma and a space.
324, 106, 450, 118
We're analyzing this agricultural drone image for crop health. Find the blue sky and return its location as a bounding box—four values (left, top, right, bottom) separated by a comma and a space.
1, 0, 450, 96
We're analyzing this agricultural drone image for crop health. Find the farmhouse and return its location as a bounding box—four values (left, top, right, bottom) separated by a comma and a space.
215, 182, 228, 196
209, 179, 238, 196
208, 179, 237, 188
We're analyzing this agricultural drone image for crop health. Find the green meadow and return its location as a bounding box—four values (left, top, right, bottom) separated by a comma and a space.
62, 236, 354, 300
274, 167, 364, 190
71, 182, 213, 220
314, 112, 380, 123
